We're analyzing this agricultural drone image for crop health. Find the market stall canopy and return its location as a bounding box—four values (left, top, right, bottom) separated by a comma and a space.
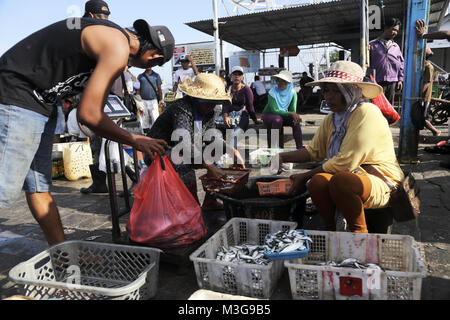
186, 0, 450, 51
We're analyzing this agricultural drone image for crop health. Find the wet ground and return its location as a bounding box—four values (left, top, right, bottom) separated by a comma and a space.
0, 111, 449, 300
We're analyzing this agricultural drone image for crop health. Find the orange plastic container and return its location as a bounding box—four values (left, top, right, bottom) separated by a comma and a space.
257, 179, 293, 196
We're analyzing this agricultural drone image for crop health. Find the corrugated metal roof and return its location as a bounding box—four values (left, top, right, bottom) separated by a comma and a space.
185, 0, 449, 50
190, 0, 341, 23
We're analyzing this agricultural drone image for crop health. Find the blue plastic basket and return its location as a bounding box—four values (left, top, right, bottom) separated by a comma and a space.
264, 229, 310, 261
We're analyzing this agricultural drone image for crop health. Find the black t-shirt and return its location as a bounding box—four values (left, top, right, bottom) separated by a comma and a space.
300, 76, 314, 88
0, 18, 129, 117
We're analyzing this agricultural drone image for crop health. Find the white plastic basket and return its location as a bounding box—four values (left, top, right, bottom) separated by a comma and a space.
284, 231, 427, 300
9, 241, 161, 300
189, 218, 297, 299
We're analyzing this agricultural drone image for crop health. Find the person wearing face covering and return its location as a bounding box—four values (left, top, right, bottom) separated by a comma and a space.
262, 70, 303, 149
273, 61, 405, 233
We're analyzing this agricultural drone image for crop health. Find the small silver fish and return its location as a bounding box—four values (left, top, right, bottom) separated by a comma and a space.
216, 244, 270, 265
318, 259, 384, 271
280, 242, 306, 253
264, 230, 312, 254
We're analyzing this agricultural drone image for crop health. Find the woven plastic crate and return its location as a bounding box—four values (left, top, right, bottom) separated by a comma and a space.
9, 241, 161, 300
284, 231, 427, 300
189, 218, 297, 299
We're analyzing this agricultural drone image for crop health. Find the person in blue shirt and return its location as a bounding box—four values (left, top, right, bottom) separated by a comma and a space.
137, 67, 163, 133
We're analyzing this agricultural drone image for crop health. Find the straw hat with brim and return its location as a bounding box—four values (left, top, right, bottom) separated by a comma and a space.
179, 73, 232, 103
272, 70, 293, 83
306, 61, 382, 99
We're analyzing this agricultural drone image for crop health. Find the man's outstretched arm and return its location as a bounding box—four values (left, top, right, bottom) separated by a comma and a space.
78, 25, 167, 159
416, 19, 450, 41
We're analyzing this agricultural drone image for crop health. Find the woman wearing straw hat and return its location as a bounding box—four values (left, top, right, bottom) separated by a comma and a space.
262, 70, 304, 149
146, 73, 244, 210
273, 61, 405, 233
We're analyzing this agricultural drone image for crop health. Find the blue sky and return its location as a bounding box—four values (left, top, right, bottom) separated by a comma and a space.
0, 0, 219, 85
0, 0, 334, 86
0, 0, 214, 53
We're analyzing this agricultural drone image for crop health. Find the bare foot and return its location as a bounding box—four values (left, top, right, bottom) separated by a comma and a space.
433, 130, 441, 137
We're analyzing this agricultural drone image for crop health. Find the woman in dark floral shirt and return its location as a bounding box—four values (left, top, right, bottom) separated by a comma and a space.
147, 74, 243, 209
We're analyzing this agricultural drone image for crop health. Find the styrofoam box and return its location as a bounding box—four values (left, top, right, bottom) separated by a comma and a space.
284, 231, 427, 300
189, 218, 297, 299
188, 289, 260, 300
249, 148, 295, 169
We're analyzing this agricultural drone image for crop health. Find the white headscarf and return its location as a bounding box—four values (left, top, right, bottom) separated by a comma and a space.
328, 84, 363, 158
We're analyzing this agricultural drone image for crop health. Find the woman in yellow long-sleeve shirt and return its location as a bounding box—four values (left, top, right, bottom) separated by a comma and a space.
275, 61, 404, 233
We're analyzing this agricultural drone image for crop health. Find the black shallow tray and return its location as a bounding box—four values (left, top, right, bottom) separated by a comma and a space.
213, 176, 306, 206
211, 176, 309, 225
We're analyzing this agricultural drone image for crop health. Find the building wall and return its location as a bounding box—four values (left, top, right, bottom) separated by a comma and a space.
430, 48, 450, 73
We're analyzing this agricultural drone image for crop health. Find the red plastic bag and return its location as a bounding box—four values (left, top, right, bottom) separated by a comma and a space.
126, 155, 207, 248
369, 75, 400, 125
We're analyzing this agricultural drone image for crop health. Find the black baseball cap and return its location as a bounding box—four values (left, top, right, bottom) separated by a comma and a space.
84, 0, 111, 16
133, 19, 175, 66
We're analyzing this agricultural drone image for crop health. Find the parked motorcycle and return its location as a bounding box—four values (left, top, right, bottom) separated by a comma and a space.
429, 85, 450, 125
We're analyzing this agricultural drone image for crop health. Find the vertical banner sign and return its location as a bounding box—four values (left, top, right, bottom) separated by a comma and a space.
398, 0, 430, 162
229, 51, 261, 74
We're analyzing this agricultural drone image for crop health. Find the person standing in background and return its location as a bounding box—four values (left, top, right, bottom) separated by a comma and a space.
299, 72, 315, 106
369, 18, 404, 105
422, 48, 441, 136
416, 19, 450, 169
137, 67, 163, 133
251, 75, 267, 111
173, 55, 199, 98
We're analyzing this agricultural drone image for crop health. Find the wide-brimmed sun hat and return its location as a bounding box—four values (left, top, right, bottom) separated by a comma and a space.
272, 70, 293, 83
179, 73, 232, 103
306, 60, 382, 99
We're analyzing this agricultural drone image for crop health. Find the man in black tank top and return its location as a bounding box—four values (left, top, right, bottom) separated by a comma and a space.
78, 0, 115, 195
0, 17, 174, 246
